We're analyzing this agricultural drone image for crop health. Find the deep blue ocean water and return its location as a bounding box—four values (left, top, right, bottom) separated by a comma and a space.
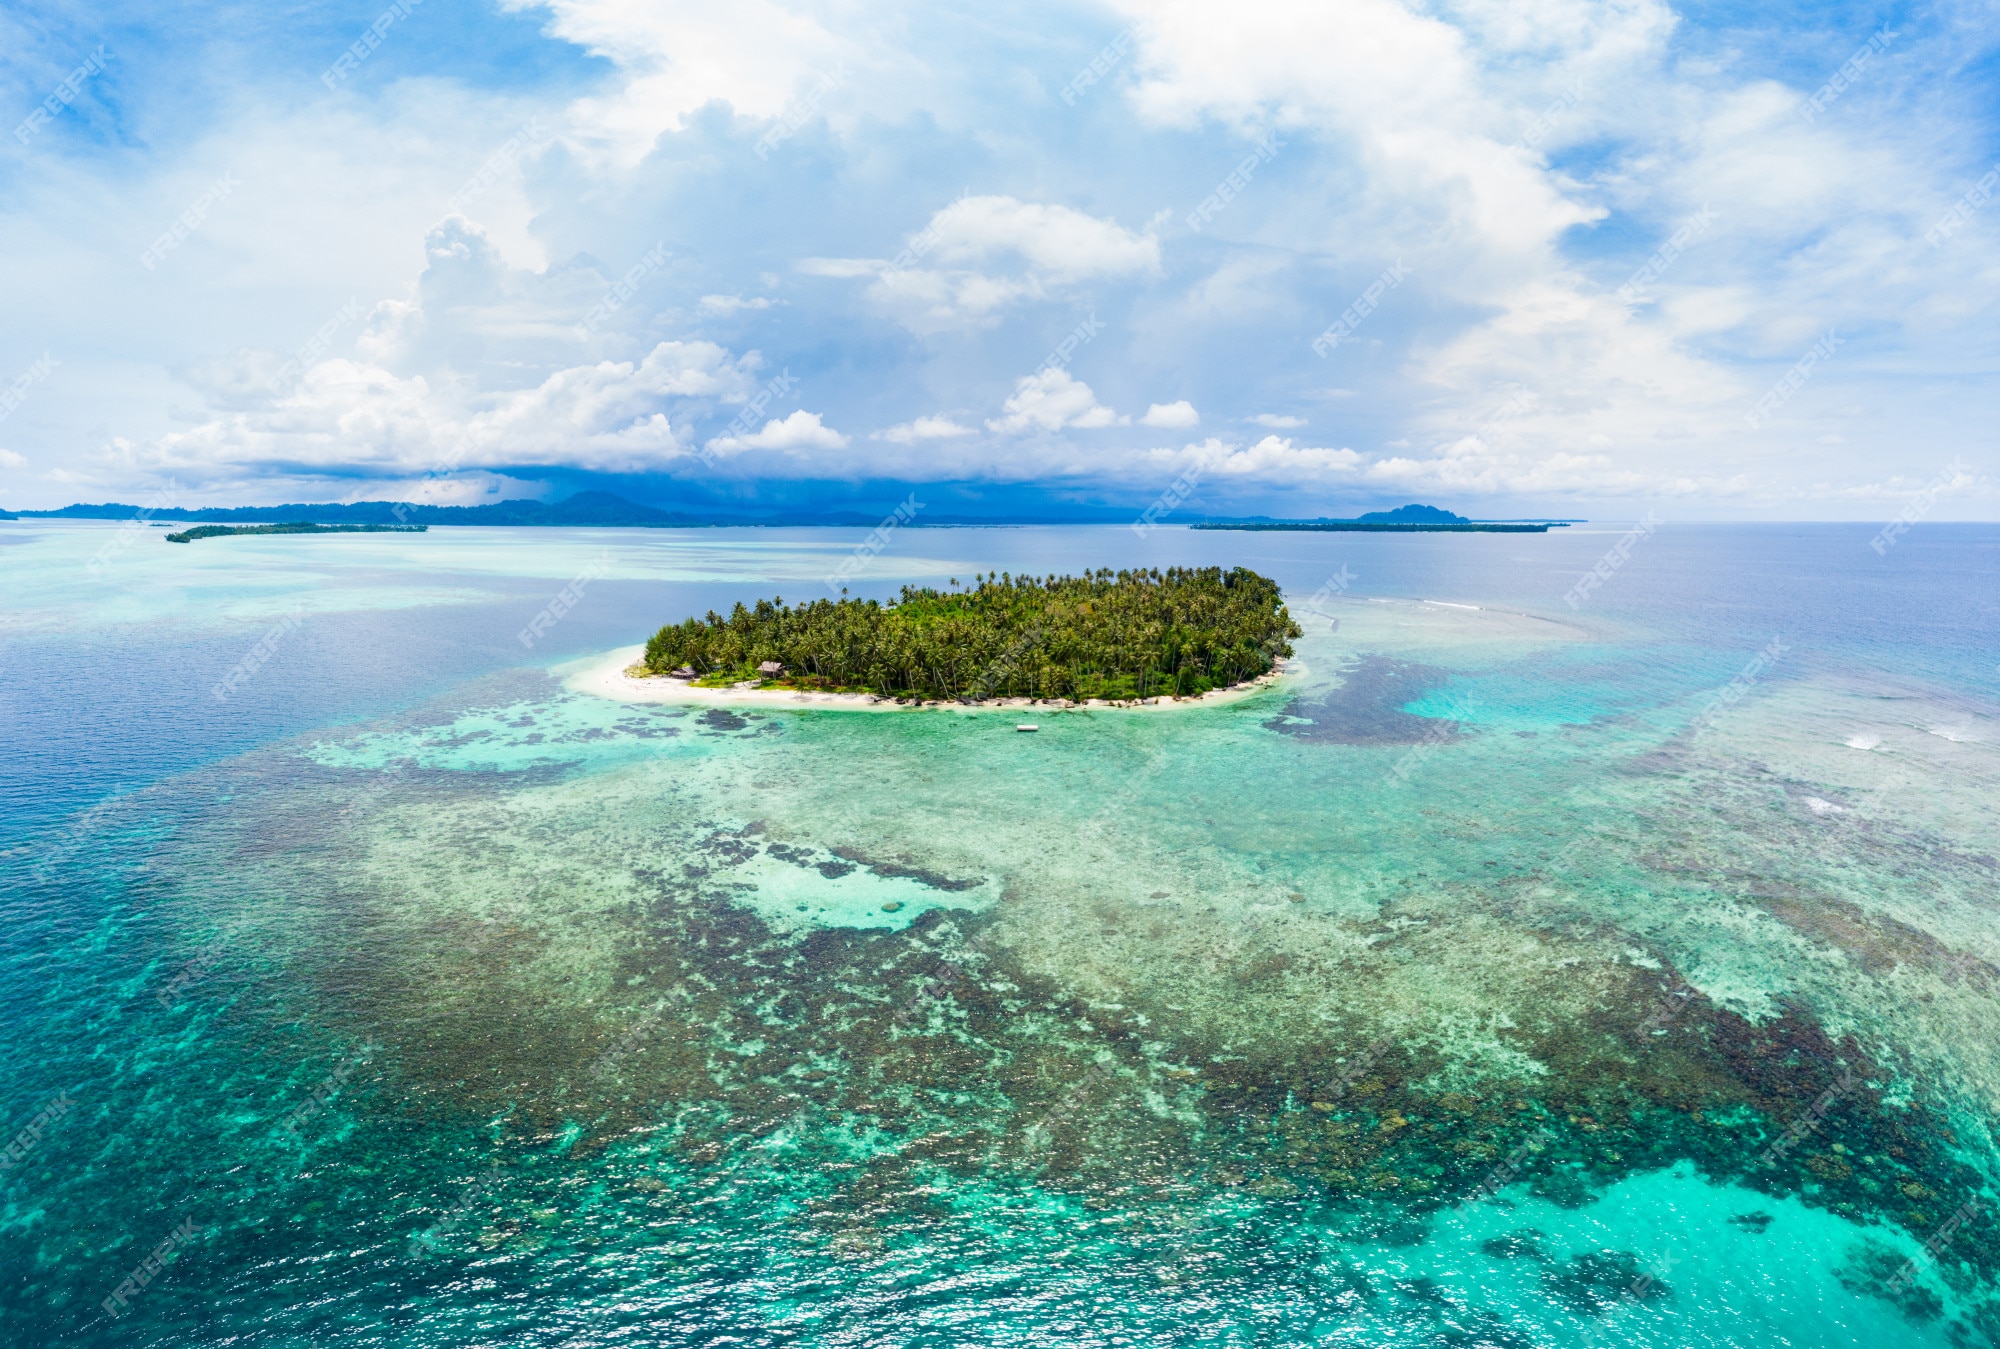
3, 519, 1998, 1346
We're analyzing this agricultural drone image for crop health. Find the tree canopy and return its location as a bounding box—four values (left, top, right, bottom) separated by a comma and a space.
642, 566, 1301, 702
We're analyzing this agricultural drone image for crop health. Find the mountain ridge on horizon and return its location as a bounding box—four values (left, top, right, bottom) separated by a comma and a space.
1, 489, 1526, 528
0, 488, 1147, 528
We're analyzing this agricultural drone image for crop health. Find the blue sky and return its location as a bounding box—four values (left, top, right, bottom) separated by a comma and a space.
0, 0, 1994, 517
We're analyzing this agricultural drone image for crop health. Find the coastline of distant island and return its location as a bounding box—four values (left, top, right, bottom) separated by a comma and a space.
164, 522, 429, 543
1, 490, 1126, 530
1193, 504, 1576, 533
1, 492, 1580, 532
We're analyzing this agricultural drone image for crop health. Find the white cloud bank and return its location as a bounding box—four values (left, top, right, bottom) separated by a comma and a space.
107, 218, 768, 485
878, 415, 975, 443
507, 0, 857, 166
986, 369, 1125, 433
133, 338, 759, 478
1141, 400, 1199, 428
705, 408, 849, 454
804, 195, 1160, 331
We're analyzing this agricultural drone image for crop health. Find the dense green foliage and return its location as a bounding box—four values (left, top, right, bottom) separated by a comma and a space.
642, 566, 1301, 702
164, 522, 428, 542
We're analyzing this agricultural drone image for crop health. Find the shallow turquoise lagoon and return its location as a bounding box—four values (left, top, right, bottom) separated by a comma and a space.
3, 519, 1998, 1345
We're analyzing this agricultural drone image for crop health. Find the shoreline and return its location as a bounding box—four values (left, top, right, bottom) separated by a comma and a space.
565, 645, 1292, 713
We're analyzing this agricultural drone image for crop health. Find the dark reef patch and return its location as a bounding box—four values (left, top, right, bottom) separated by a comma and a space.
1481, 1230, 1548, 1261
1544, 1249, 1670, 1314
1742, 882, 1988, 983
760, 840, 981, 889
1265, 656, 1470, 745
832, 846, 985, 891
1836, 1239, 1945, 1323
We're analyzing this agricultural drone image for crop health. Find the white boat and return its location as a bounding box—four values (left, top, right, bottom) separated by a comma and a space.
1015, 724, 1039, 732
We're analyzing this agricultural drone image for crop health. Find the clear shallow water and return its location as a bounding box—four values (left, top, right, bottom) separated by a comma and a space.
3, 518, 1999, 1346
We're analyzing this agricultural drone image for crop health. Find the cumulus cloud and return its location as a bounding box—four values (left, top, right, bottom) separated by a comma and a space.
705, 408, 849, 454
1218, 435, 1362, 478
1107, 0, 1671, 457
0, 449, 28, 468
986, 369, 1125, 433
1115, 0, 1618, 271
139, 338, 760, 477
805, 195, 1160, 331
512, 0, 856, 165
464, 341, 760, 466
1141, 400, 1200, 428
93, 212, 786, 484
1130, 435, 1362, 485
878, 415, 975, 443
1251, 413, 1305, 428
700, 294, 776, 314
356, 216, 614, 373
921, 195, 1161, 281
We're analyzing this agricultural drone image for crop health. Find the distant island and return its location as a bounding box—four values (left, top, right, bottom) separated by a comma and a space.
638, 567, 1301, 704
6, 489, 1130, 529
6, 492, 1581, 533
165, 522, 428, 543
1195, 504, 1569, 533
7, 492, 1577, 534
28, 491, 716, 528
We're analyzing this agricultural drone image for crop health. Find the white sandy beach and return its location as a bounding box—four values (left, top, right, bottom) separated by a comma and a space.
565, 644, 1293, 713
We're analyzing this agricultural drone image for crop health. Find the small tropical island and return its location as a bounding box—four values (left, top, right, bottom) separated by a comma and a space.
633, 566, 1301, 705
165, 522, 428, 543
